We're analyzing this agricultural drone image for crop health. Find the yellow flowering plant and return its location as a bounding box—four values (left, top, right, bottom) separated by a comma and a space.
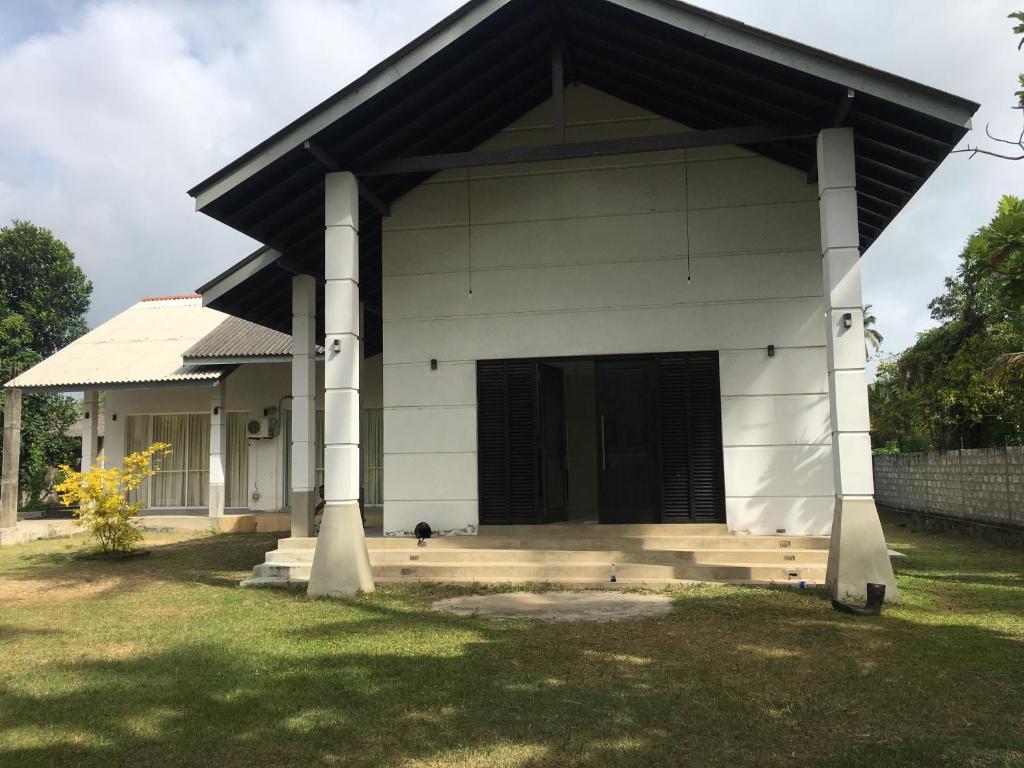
54, 442, 171, 553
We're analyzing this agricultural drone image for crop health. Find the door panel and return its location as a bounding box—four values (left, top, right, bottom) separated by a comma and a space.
477, 360, 539, 524
538, 363, 568, 522
596, 359, 658, 524
658, 353, 726, 523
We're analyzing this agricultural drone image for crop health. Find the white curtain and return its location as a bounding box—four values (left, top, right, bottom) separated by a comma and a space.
152, 415, 187, 507
362, 408, 383, 506
125, 415, 151, 506
186, 414, 210, 507
226, 412, 248, 508
315, 410, 325, 494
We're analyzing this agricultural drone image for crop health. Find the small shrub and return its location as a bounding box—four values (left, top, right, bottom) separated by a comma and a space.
54, 443, 171, 553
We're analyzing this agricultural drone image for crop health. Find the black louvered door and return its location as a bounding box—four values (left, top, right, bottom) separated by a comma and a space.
595, 359, 659, 523
477, 360, 540, 524
657, 352, 726, 522
478, 353, 724, 526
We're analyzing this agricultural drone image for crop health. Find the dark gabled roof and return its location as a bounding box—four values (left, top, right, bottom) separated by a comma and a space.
182, 315, 294, 360
189, 0, 979, 345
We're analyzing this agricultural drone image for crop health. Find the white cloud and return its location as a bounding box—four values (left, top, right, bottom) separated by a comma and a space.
1, 0, 1022, 366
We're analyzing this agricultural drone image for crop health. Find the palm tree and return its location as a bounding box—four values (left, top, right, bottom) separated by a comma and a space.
989, 352, 1024, 385
863, 304, 883, 360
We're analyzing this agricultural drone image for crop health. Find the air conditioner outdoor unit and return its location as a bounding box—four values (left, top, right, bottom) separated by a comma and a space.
246, 417, 270, 439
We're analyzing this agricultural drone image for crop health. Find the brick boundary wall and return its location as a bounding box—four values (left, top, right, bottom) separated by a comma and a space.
873, 447, 1024, 530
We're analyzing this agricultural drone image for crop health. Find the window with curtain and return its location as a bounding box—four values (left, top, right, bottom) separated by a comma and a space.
315, 410, 325, 494
226, 412, 248, 508
126, 413, 212, 509
186, 413, 210, 507
362, 408, 383, 506
152, 415, 187, 507
125, 415, 151, 506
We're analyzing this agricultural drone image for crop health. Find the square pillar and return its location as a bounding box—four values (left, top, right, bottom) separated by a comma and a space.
818, 128, 897, 603
208, 382, 226, 518
81, 390, 100, 472
291, 273, 317, 537
307, 171, 374, 596
1, 388, 21, 529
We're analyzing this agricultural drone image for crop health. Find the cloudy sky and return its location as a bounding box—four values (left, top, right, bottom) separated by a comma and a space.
1, 0, 1023, 369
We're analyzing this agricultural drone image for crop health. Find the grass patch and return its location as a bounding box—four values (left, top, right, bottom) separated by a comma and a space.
0, 519, 1022, 767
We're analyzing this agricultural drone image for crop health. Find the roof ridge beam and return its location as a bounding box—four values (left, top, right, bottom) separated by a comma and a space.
357, 124, 818, 176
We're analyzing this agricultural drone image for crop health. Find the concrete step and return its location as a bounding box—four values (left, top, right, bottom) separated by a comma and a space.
368, 547, 827, 566
247, 557, 823, 586
267, 546, 827, 566
366, 535, 830, 551
371, 561, 821, 583
477, 523, 732, 537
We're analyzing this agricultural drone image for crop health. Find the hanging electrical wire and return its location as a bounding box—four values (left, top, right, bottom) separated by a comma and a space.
466, 169, 474, 299
683, 148, 692, 285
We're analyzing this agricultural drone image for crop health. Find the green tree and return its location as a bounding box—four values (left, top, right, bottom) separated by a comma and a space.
869, 197, 1024, 451
0, 220, 93, 510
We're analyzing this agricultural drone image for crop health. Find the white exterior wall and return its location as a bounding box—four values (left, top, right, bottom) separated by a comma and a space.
381, 86, 834, 536
103, 356, 383, 512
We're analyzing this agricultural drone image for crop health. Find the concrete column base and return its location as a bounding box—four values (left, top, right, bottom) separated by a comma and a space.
307, 501, 375, 597
826, 497, 898, 604
291, 489, 315, 538
208, 484, 225, 518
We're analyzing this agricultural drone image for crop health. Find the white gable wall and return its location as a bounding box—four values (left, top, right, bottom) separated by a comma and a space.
381, 86, 834, 536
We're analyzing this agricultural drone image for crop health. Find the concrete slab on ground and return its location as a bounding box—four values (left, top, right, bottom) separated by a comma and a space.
431, 591, 674, 622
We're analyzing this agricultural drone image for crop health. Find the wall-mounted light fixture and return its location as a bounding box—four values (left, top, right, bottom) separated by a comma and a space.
213, 406, 221, 415
112, 414, 117, 422
842, 312, 853, 329
430, 358, 438, 371
767, 344, 775, 358
331, 338, 341, 353
84, 411, 91, 420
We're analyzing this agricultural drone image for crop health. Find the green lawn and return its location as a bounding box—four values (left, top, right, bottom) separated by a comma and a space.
1, 518, 1022, 768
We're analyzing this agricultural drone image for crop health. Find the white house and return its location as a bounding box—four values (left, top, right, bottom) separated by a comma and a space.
1, 0, 977, 603
2, 295, 383, 533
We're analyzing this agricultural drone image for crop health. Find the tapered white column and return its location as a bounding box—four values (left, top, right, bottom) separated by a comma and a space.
81, 390, 99, 472
818, 128, 897, 603
208, 382, 226, 518
1, 388, 21, 529
307, 171, 374, 596
291, 273, 317, 537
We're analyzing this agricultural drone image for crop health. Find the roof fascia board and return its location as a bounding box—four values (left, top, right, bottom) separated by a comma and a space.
610, 0, 978, 128
183, 354, 323, 366
189, 0, 514, 211
198, 247, 283, 306
8, 378, 224, 394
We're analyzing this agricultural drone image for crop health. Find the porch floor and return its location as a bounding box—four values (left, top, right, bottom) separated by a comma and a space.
243, 521, 831, 589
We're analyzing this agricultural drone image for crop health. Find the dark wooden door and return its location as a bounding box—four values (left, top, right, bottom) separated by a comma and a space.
477, 360, 539, 525
596, 358, 659, 524
658, 353, 726, 522
538, 363, 568, 522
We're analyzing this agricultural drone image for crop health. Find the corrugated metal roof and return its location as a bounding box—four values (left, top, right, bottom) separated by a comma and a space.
182, 315, 294, 359
5, 297, 229, 391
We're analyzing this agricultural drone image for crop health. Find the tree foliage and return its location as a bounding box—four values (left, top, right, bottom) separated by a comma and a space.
870, 196, 1024, 451
55, 443, 170, 553
0, 220, 93, 508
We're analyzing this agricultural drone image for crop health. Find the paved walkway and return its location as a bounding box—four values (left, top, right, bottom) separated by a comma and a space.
431, 591, 674, 622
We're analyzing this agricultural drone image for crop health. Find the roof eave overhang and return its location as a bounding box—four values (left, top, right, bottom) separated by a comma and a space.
186, 0, 978, 213
188, 0, 512, 211
197, 245, 283, 305
6, 378, 224, 394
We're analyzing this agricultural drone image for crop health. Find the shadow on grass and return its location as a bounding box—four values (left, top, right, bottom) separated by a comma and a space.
2, 584, 1023, 768
0, 533, 283, 599
2, 523, 1023, 767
